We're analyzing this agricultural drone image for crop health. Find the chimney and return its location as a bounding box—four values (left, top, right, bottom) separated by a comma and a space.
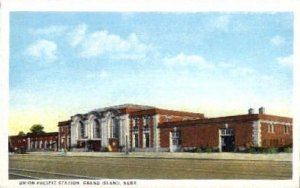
248, 108, 255, 114
259, 107, 265, 114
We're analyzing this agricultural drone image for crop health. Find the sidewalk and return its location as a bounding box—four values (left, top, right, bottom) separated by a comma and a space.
25, 151, 292, 162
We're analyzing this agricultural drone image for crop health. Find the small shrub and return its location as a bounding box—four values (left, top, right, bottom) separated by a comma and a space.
249, 147, 257, 153
284, 147, 292, 153
248, 147, 279, 154
205, 148, 212, 153
183, 147, 197, 152
196, 148, 202, 153
265, 148, 278, 154
100, 147, 109, 152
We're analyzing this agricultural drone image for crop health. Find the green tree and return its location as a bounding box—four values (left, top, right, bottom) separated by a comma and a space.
30, 124, 45, 134
17, 131, 26, 136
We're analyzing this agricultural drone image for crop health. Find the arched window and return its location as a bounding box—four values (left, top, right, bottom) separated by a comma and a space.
110, 117, 119, 138
80, 121, 85, 138
93, 119, 101, 138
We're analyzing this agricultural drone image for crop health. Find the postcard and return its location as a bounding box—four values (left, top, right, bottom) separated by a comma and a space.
1, 1, 299, 188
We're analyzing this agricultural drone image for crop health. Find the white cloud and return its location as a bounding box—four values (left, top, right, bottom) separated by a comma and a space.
271, 35, 285, 46
162, 53, 214, 69
217, 62, 256, 77
25, 39, 57, 63
68, 25, 153, 60
29, 25, 68, 35
80, 30, 129, 57
211, 15, 231, 32
86, 70, 110, 79
218, 62, 235, 68
68, 24, 88, 47
234, 67, 255, 75
99, 70, 109, 78
277, 55, 293, 67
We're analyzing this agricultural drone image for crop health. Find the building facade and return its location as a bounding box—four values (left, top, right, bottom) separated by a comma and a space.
68, 104, 152, 151
10, 104, 292, 153
159, 107, 292, 152
9, 132, 58, 152
129, 108, 204, 152
60, 105, 292, 152
65, 104, 203, 152
58, 120, 71, 151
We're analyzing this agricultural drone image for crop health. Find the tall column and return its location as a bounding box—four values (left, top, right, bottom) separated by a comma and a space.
102, 119, 108, 147
153, 115, 160, 152
218, 129, 222, 152
143, 117, 146, 126
84, 120, 88, 138
120, 115, 129, 147
90, 119, 94, 139
27, 137, 31, 151
119, 118, 123, 146
58, 128, 61, 150
252, 120, 261, 147
132, 133, 135, 148
169, 132, 173, 152
70, 122, 77, 147
87, 119, 91, 139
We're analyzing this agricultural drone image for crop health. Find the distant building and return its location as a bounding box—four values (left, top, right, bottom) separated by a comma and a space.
58, 120, 71, 151
9, 135, 27, 152
9, 132, 58, 152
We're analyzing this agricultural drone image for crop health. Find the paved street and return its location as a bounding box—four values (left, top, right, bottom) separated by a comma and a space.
9, 152, 292, 179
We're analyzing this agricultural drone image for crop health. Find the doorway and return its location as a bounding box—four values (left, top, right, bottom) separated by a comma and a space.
220, 128, 235, 152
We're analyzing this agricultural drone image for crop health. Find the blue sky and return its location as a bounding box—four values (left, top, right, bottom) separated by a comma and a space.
9, 12, 293, 134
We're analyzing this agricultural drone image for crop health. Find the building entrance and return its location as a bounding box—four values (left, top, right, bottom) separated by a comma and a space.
220, 128, 235, 152
109, 138, 119, 152
170, 127, 181, 152
87, 140, 101, 151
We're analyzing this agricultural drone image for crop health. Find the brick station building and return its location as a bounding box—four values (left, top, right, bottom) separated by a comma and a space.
59, 104, 203, 152
9, 132, 58, 152
159, 107, 292, 152
58, 120, 71, 151
129, 108, 203, 152
10, 104, 292, 153
56, 104, 292, 152
8, 135, 27, 152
